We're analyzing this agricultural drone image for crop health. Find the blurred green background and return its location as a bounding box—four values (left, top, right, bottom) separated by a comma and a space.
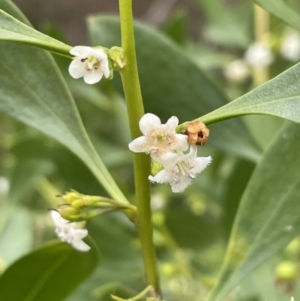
1, 0, 300, 300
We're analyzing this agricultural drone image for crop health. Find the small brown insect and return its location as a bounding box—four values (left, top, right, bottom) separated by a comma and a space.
186, 121, 210, 146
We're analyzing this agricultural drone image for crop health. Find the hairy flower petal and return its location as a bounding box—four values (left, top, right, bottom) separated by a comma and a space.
139, 113, 161, 135
150, 146, 212, 193
50, 211, 90, 252
129, 113, 188, 160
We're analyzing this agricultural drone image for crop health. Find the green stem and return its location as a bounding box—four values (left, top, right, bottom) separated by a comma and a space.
118, 0, 161, 296
253, 4, 270, 86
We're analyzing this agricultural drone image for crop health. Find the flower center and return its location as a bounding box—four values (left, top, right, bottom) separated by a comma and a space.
173, 161, 195, 183
82, 56, 101, 71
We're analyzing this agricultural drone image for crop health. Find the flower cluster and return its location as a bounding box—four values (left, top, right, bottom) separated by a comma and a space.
51, 210, 90, 252
129, 113, 212, 193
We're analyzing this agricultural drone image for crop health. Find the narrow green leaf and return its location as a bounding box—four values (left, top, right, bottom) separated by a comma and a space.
254, 0, 300, 32
87, 16, 261, 161
199, 0, 251, 47
0, 207, 33, 266
0, 239, 100, 301
0, 1, 128, 204
200, 63, 300, 125
208, 122, 300, 301
0, 9, 71, 56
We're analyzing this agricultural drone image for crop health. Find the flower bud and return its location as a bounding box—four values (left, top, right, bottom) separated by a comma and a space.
58, 206, 81, 221
108, 46, 125, 70
62, 191, 82, 203
275, 261, 298, 281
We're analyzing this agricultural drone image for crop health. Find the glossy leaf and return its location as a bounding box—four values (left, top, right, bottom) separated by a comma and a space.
208, 122, 300, 301
0, 9, 71, 56
87, 16, 261, 161
200, 63, 300, 125
0, 1, 127, 204
254, 0, 300, 32
0, 239, 100, 301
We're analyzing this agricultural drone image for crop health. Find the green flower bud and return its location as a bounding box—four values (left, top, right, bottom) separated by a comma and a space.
275, 261, 298, 281
108, 46, 125, 70
62, 190, 82, 203
59, 206, 81, 221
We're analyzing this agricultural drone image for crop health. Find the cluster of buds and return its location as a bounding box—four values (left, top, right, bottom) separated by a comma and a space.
51, 191, 136, 252
68, 45, 125, 84
129, 113, 211, 193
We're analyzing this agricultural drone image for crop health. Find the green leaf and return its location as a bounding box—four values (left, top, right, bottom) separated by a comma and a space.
0, 158, 54, 235
200, 63, 300, 125
0, 1, 128, 204
66, 215, 143, 301
208, 122, 300, 301
87, 16, 261, 161
0, 9, 71, 56
254, 0, 300, 32
8, 159, 54, 204
0, 207, 33, 266
199, 0, 251, 47
0, 239, 100, 301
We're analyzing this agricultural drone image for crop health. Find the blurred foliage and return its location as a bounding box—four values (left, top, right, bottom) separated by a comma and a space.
1, 0, 300, 301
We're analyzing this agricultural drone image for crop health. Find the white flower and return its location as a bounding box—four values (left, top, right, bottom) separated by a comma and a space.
244, 42, 274, 68
224, 60, 249, 82
0, 176, 9, 195
149, 146, 212, 193
51, 211, 90, 252
281, 32, 300, 61
128, 113, 188, 161
69, 46, 110, 84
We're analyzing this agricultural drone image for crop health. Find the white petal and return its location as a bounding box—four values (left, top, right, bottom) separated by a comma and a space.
174, 134, 189, 151
170, 178, 191, 193
89, 48, 107, 60
128, 136, 148, 152
83, 70, 103, 85
72, 239, 91, 252
159, 152, 181, 168
51, 211, 68, 226
100, 57, 110, 78
165, 116, 179, 131
70, 46, 93, 57
192, 156, 212, 174
149, 170, 170, 184
68, 59, 86, 79
139, 113, 161, 135
73, 228, 88, 240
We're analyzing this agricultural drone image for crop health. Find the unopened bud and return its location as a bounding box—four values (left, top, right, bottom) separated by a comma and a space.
59, 206, 81, 221
275, 261, 298, 281
62, 191, 82, 203
108, 46, 125, 70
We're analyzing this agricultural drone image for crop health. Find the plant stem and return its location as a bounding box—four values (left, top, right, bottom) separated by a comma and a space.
118, 0, 161, 296
253, 4, 270, 86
